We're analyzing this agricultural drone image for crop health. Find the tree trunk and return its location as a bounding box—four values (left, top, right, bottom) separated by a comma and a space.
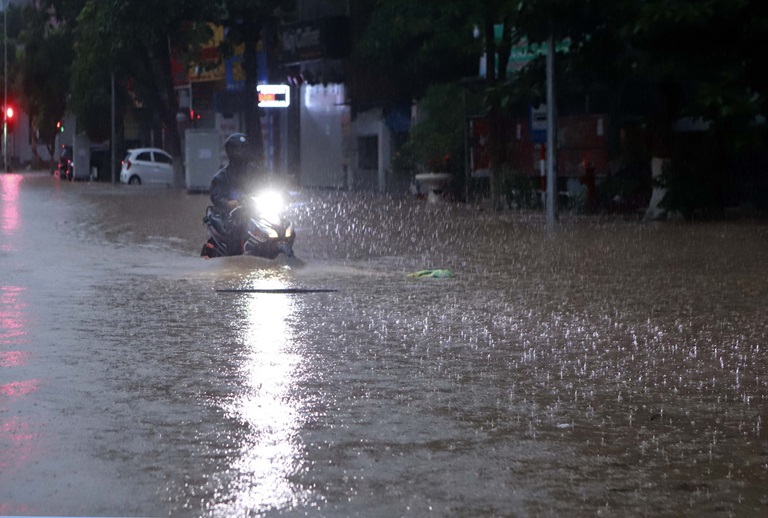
156, 37, 181, 158
26, 115, 41, 167
152, 36, 183, 187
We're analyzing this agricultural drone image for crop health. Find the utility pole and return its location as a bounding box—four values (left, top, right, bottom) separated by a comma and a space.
3, 1, 7, 172
545, 33, 557, 227
111, 72, 116, 184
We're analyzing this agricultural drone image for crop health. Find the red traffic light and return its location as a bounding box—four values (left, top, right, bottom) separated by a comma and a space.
5, 106, 13, 119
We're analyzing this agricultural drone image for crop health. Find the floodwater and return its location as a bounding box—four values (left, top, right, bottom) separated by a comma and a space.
1, 171, 767, 517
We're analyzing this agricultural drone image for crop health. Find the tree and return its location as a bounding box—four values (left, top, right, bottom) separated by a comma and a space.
68, 1, 113, 143
402, 83, 469, 175
12, 1, 94, 171
355, 0, 482, 103
507, 0, 768, 141
69, 0, 218, 168
66, 0, 284, 175
506, 0, 768, 212
359, 0, 768, 209
18, 14, 73, 168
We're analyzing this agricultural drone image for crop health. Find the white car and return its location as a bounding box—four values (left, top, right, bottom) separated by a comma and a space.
120, 148, 174, 186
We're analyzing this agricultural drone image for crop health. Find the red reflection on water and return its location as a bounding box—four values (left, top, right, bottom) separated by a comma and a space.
0, 285, 27, 308
0, 173, 21, 233
0, 379, 39, 397
0, 416, 40, 471
0, 351, 30, 367
0, 503, 36, 515
0, 286, 28, 345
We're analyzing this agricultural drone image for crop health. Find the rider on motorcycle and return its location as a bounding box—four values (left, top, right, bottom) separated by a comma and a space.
203, 133, 257, 256
210, 132, 255, 213
202, 132, 296, 259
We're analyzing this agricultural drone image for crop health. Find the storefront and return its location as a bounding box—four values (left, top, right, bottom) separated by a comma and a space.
277, 16, 352, 189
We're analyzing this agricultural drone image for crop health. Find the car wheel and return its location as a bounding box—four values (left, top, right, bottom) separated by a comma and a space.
128, 175, 141, 185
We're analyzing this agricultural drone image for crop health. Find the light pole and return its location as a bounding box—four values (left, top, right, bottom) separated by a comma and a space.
3, 0, 7, 172
545, 33, 557, 227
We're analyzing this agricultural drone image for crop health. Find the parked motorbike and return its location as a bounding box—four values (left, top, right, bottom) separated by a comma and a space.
201, 189, 296, 259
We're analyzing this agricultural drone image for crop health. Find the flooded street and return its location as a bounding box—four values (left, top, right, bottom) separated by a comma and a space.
2, 171, 767, 516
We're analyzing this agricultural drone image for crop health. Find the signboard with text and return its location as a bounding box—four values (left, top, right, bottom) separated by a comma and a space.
257, 85, 290, 108
278, 17, 350, 65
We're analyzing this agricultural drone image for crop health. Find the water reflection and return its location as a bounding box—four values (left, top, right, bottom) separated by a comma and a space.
0, 350, 30, 367
4, 176, 766, 515
213, 272, 311, 514
0, 174, 21, 247
0, 286, 27, 344
0, 379, 39, 397
0, 416, 39, 471
0, 286, 38, 510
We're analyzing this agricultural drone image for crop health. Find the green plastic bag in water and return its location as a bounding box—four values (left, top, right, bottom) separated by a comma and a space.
407, 269, 455, 278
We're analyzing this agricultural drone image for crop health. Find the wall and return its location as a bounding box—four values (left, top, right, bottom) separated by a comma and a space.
351, 108, 393, 192
299, 83, 349, 188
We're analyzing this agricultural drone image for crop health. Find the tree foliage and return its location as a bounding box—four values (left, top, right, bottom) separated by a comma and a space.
514, 1, 768, 142
12, 0, 768, 207
360, 0, 768, 147
359, 0, 768, 210
14, 0, 288, 176
405, 83, 468, 174
356, 0, 482, 101
16, 3, 70, 166
70, 0, 220, 158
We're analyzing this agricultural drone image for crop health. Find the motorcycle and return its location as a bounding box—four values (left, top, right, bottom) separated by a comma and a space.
201, 189, 296, 259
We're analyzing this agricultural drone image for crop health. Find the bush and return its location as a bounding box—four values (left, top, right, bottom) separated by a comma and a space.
493, 166, 537, 209
405, 83, 467, 176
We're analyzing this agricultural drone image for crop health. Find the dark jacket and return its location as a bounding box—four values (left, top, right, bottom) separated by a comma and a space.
209, 163, 252, 214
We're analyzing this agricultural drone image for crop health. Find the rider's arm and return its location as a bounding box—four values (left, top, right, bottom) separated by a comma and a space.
210, 173, 235, 212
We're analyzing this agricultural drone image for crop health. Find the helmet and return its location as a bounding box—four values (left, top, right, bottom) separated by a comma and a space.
224, 133, 250, 167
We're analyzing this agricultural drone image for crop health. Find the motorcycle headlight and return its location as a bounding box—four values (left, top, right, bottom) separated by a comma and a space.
250, 191, 284, 224
253, 219, 280, 239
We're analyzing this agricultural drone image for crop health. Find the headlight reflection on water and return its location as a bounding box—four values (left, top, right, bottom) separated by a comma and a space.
213, 275, 313, 515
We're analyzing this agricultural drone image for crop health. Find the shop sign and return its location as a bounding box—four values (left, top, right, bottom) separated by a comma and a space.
278, 17, 349, 65
257, 85, 290, 108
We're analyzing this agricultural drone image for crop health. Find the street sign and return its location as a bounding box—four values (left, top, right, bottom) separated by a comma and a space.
530, 104, 547, 144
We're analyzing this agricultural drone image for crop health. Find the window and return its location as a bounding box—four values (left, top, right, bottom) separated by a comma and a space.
136, 151, 152, 162
154, 152, 172, 165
